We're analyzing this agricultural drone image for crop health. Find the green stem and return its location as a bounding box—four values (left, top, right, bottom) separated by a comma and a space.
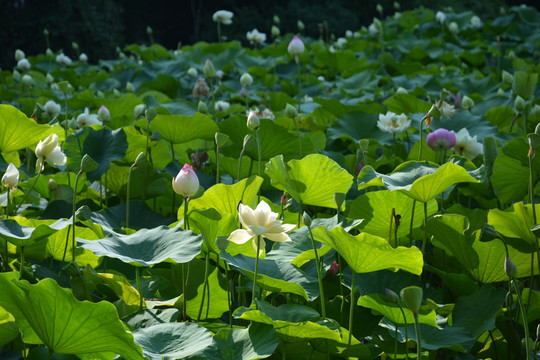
63, 92, 68, 140
197, 252, 210, 321
254, 129, 262, 178
126, 163, 135, 229
413, 314, 422, 360
252, 235, 261, 305
184, 196, 190, 230
6, 187, 10, 219
398, 304, 409, 359
393, 325, 398, 360
293, 116, 302, 158
14, 172, 41, 215
136, 266, 143, 311
512, 280, 532, 360
225, 264, 233, 327
19, 246, 24, 280
421, 201, 428, 255
170, 142, 176, 215
217, 22, 222, 42
216, 145, 221, 184
418, 119, 424, 161
72, 170, 82, 262
237, 149, 245, 183
347, 270, 356, 358
181, 263, 186, 321
307, 225, 326, 317
296, 61, 301, 113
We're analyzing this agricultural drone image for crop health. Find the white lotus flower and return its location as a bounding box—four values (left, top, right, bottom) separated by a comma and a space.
187, 67, 198, 78
470, 15, 482, 30
17, 58, 31, 72
228, 201, 295, 255
246, 29, 266, 44
453, 128, 483, 160
288, 35, 305, 57
35, 133, 67, 171
172, 164, 199, 197
214, 100, 230, 112
240, 73, 253, 87
77, 107, 102, 128
15, 49, 25, 62
56, 53, 72, 66
377, 111, 411, 135
44, 100, 61, 118
435, 11, 446, 24
438, 100, 456, 120
212, 10, 234, 25
79, 53, 88, 62
2, 163, 19, 189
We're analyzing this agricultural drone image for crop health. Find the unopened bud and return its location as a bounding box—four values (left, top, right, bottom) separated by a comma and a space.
80, 154, 99, 173
502, 70, 513, 85
198, 100, 208, 114
146, 26, 153, 35
273, 15, 280, 24
203, 58, 215, 78
240, 72, 253, 88
151, 130, 161, 141
285, 103, 297, 118
384, 288, 399, 303
504, 256, 518, 279
48, 178, 58, 191
271, 25, 280, 38
72, 42, 79, 51
461, 95, 475, 110
400, 286, 423, 315
242, 134, 257, 152
126, 82, 135, 93
215, 132, 229, 148
297, 20, 305, 32
302, 211, 312, 227
359, 139, 370, 153
246, 111, 260, 131
281, 192, 288, 205
515, 95, 526, 112
134, 104, 146, 119
145, 108, 157, 121
75, 205, 92, 221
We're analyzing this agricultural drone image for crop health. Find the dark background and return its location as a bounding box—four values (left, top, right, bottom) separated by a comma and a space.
1, 0, 537, 68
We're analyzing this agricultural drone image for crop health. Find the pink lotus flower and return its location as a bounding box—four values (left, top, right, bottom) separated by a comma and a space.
426, 128, 456, 151
172, 164, 199, 197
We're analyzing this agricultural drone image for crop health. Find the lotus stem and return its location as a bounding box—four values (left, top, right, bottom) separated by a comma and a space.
418, 119, 424, 161
197, 252, 210, 321
421, 201, 428, 255
306, 224, 326, 317
126, 163, 136, 230
216, 143, 221, 184
237, 149, 245, 183
71, 170, 82, 262
293, 116, 302, 158
252, 235, 261, 306
254, 129, 262, 178
136, 266, 143, 311
181, 262, 186, 321
512, 279, 532, 360
14, 172, 41, 215
347, 269, 356, 358
19, 246, 25, 280
398, 303, 409, 359
6, 187, 10, 219
412, 313, 422, 360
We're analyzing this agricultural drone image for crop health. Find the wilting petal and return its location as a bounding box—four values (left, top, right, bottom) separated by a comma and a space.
228, 229, 252, 244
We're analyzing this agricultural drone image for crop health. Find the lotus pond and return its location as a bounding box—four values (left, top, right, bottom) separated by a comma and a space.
0, 4, 539, 360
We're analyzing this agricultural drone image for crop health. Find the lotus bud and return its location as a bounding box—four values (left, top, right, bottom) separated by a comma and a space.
44, 100, 61, 119
426, 128, 456, 151
497, 88, 506, 97
302, 211, 312, 227
98, 105, 110, 123
187, 67, 198, 78
72, 42, 79, 51
515, 95, 526, 112
46, 73, 54, 84
285, 103, 297, 118
448, 21, 459, 34
2, 163, 19, 189
198, 100, 208, 114
281, 192, 289, 205
80, 154, 99, 173
246, 111, 260, 130
48, 178, 58, 191
203, 58, 215, 79
17, 58, 31, 72
151, 130, 161, 141
145, 108, 157, 121
240, 72, 253, 87
43, 28, 49, 36
359, 139, 370, 153
288, 35, 305, 59
215, 132, 229, 149
461, 95, 475, 110
12, 70, 20, 82
273, 15, 280, 24
399, 286, 423, 315
113, 89, 121, 96
334, 193, 346, 211
297, 20, 305, 32
146, 26, 153, 35
271, 25, 280, 38
126, 82, 135, 93
504, 256, 518, 279
15, 49, 25, 62
46, 48, 54, 58
394, 1, 400, 10
356, 161, 365, 176
376, 4, 383, 14
533, 104, 540, 117
22, 74, 33, 87
502, 70, 513, 85
79, 53, 88, 63
384, 288, 399, 303
134, 104, 146, 119
172, 164, 200, 197
75, 205, 92, 221
396, 87, 408, 94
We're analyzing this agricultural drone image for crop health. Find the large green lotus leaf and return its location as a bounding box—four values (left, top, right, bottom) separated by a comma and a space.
312, 226, 423, 275
221, 251, 318, 301
46, 225, 101, 268
424, 265, 478, 298
326, 112, 389, 144
266, 154, 353, 208
123, 126, 172, 170
84, 270, 142, 317
346, 190, 438, 240
358, 161, 480, 203
356, 293, 438, 327
491, 152, 529, 205
132, 322, 213, 360
0, 217, 70, 247
105, 162, 168, 200
452, 285, 506, 339
512, 70, 538, 100
234, 301, 371, 359
185, 264, 229, 320
189, 208, 237, 255
0, 306, 19, 347
180, 176, 263, 219
124, 309, 179, 331
63, 127, 128, 181
78, 225, 202, 267
0, 104, 54, 153
0, 276, 144, 358
186, 322, 279, 360
428, 214, 536, 282
383, 93, 431, 114
488, 202, 539, 253
149, 113, 218, 144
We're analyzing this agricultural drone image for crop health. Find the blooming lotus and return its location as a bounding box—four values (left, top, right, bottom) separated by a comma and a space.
246, 111, 260, 130
426, 128, 456, 151
453, 128, 483, 159
212, 10, 233, 25
228, 201, 295, 255
44, 100, 61, 119
77, 108, 102, 128
246, 29, 266, 44
35, 133, 67, 172
214, 100, 230, 113
438, 101, 455, 120
377, 111, 411, 135
56, 53, 72, 66
172, 164, 199, 197
2, 163, 19, 189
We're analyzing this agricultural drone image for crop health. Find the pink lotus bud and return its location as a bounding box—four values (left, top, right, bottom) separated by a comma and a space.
426, 128, 456, 151
288, 35, 305, 57
172, 164, 200, 197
